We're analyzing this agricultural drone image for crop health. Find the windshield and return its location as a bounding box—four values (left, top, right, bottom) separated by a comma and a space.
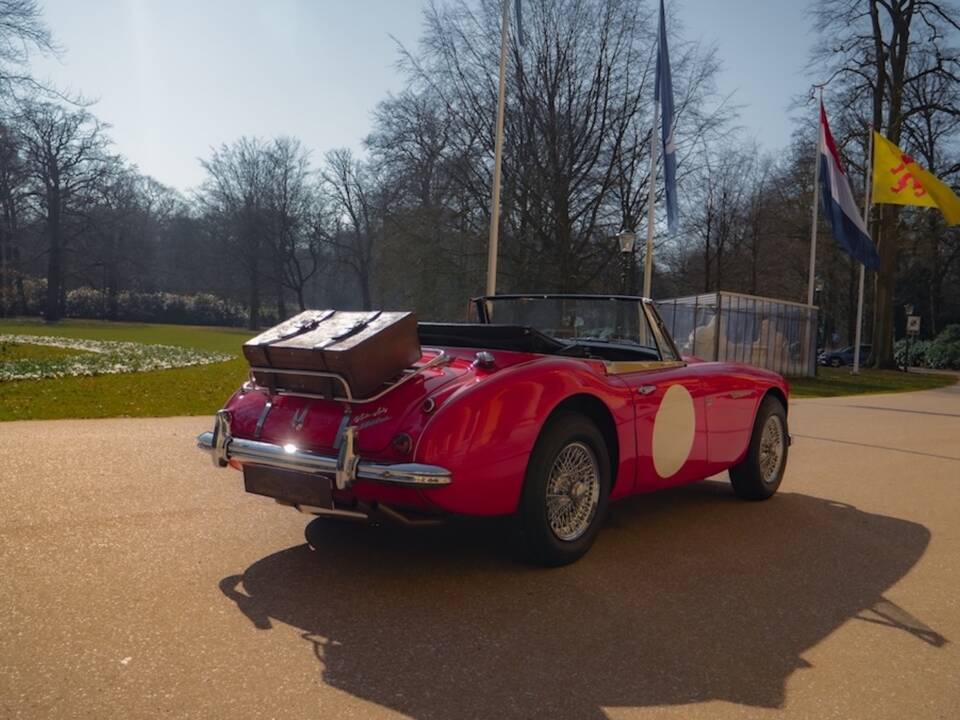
481, 296, 658, 351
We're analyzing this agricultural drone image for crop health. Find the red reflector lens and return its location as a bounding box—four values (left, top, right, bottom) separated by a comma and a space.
391, 433, 413, 456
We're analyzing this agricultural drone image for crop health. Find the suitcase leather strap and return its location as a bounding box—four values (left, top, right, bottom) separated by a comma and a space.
314, 311, 383, 349
264, 310, 336, 345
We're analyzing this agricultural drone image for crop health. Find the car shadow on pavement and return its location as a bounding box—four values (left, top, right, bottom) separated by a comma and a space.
219, 481, 943, 720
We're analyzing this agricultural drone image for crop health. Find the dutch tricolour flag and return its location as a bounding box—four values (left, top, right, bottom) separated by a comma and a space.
818, 103, 880, 269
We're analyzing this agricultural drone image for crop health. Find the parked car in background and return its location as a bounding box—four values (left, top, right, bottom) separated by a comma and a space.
199, 295, 791, 565
819, 344, 871, 367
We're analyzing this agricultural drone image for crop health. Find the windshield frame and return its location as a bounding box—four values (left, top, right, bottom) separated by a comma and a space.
473, 294, 681, 363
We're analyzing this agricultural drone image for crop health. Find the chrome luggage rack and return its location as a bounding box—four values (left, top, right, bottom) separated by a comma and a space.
246, 347, 450, 404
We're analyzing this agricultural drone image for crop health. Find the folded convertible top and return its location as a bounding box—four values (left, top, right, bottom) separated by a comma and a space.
417, 322, 568, 355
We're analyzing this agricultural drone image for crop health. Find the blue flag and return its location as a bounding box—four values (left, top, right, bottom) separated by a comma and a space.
654, 0, 678, 232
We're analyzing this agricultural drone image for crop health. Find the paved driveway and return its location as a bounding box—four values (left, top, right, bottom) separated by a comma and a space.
2, 382, 959, 719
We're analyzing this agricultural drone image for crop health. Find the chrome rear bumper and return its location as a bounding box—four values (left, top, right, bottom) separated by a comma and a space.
197, 410, 452, 489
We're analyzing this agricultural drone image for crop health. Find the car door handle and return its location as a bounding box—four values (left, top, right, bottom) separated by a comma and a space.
637, 385, 657, 395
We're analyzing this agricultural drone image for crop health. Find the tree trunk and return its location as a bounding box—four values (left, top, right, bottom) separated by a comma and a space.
247, 261, 260, 329
703, 206, 713, 293
928, 282, 939, 337
15, 267, 26, 315
106, 233, 119, 321
1, 197, 22, 317
276, 283, 287, 321
44, 200, 62, 322
0, 226, 7, 318
358, 270, 372, 310
870, 207, 899, 367
866, 0, 910, 368
927, 214, 943, 336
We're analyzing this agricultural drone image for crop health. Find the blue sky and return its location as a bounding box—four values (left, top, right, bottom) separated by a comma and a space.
31, 0, 813, 192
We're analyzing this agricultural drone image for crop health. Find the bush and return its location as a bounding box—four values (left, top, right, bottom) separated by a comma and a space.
926, 325, 960, 370
894, 337, 930, 367
66, 287, 107, 318
13, 277, 286, 328
59, 286, 249, 327
21, 277, 47, 315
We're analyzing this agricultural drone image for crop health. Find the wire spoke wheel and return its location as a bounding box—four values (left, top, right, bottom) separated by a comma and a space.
545, 441, 601, 542
758, 414, 785, 484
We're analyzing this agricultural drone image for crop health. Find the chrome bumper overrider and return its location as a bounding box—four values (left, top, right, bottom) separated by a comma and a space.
197, 410, 452, 490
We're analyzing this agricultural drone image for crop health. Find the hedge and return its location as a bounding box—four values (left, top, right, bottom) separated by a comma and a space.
6, 278, 261, 327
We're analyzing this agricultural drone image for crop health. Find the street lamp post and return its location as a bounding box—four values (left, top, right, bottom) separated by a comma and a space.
903, 303, 914, 372
617, 231, 636, 295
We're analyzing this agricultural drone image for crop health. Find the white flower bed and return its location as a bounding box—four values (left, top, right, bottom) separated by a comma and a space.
0, 334, 232, 381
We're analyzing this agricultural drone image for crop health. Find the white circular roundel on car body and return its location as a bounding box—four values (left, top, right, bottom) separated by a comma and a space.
651, 384, 696, 478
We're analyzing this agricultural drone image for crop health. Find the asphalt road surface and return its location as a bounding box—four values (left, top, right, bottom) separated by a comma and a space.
3, 382, 959, 720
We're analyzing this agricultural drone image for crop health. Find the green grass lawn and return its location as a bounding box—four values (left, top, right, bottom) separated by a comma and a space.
2, 318, 956, 420
0, 340, 92, 362
788, 366, 957, 398
0, 318, 252, 421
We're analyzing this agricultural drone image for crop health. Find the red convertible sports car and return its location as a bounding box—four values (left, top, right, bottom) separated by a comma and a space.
198, 294, 790, 565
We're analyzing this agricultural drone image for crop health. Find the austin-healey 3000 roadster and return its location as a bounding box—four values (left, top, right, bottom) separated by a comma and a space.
198, 294, 790, 565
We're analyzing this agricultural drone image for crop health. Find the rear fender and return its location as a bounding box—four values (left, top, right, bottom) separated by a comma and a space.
414, 358, 635, 515
703, 363, 790, 467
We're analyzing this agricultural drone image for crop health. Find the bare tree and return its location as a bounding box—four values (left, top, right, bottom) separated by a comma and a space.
367, 89, 484, 316
0, 121, 28, 314
0, 0, 57, 101
85, 167, 139, 318
263, 137, 320, 313
75, 167, 183, 319
320, 148, 385, 310
899, 58, 960, 334
15, 101, 113, 320
686, 144, 752, 293
395, 0, 728, 296
199, 137, 271, 328
809, 0, 960, 366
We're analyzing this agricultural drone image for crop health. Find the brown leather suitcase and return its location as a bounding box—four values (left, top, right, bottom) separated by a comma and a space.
243, 310, 421, 399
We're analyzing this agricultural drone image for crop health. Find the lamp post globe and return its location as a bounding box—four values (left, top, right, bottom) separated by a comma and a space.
616, 231, 636, 294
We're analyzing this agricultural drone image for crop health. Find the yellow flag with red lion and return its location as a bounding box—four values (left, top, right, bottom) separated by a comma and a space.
872, 131, 960, 225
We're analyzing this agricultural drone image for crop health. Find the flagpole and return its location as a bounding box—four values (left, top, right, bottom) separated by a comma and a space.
642, 94, 660, 298
485, 0, 510, 298
805, 87, 823, 372
852, 127, 873, 375
807, 87, 823, 308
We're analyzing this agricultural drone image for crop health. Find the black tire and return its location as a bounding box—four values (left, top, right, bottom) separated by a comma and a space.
519, 413, 611, 566
830, 357, 842, 367
729, 396, 788, 500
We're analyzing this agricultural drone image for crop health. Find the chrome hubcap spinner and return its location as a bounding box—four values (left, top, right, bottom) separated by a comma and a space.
758, 414, 785, 483
546, 441, 600, 542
